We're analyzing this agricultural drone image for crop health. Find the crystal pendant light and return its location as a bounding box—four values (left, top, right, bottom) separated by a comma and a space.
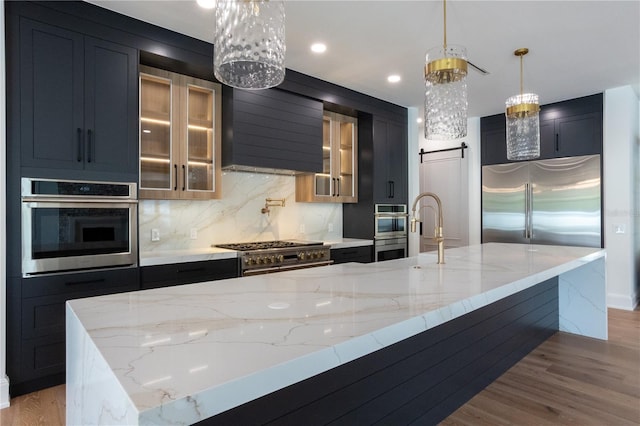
505, 48, 540, 160
214, 0, 286, 90
424, 0, 468, 140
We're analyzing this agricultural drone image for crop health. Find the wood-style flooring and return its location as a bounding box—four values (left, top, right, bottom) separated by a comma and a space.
1, 308, 638, 425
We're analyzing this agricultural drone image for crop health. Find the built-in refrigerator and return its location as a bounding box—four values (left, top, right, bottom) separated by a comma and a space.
482, 154, 601, 248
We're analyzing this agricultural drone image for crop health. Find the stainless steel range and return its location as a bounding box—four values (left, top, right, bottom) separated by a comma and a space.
214, 240, 332, 276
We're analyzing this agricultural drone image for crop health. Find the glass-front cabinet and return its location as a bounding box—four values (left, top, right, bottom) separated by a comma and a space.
296, 111, 358, 203
139, 66, 222, 199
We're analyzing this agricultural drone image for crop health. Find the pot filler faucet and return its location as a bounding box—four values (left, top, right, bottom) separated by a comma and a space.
410, 192, 445, 264
261, 198, 286, 216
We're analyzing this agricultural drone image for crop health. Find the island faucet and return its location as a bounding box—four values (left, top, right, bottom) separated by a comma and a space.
410, 192, 445, 264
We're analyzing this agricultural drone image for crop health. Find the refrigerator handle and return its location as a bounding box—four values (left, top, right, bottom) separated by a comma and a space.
528, 183, 534, 239
524, 183, 530, 239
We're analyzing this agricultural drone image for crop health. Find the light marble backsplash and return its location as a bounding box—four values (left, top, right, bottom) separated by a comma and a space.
139, 171, 343, 252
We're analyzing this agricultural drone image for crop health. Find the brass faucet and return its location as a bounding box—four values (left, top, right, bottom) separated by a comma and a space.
261, 198, 286, 215
410, 192, 445, 264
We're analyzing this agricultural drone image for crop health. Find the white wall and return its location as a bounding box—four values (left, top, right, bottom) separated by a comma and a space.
603, 86, 639, 310
409, 116, 481, 257
1, 0, 9, 409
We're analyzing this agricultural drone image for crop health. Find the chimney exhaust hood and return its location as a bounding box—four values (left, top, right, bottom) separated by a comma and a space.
222, 86, 323, 175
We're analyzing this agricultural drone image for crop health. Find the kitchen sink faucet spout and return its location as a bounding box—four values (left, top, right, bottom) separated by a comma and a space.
410, 192, 445, 264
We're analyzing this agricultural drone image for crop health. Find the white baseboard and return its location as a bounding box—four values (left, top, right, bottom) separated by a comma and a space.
0, 375, 9, 409
607, 291, 639, 311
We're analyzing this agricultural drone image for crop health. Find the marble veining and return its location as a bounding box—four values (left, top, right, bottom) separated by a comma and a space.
139, 171, 343, 253
67, 243, 606, 425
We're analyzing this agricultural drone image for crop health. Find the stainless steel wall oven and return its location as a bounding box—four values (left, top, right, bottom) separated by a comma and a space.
21, 178, 138, 276
374, 204, 407, 261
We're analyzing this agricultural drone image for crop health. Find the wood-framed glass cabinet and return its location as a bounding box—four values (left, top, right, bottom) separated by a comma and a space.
139, 65, 222, 199
296, 111, 358, 203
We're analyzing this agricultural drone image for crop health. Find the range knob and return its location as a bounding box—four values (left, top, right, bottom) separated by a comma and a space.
248, 257, 256, 266
277, 255, 284, 263
298, 252, 305, 260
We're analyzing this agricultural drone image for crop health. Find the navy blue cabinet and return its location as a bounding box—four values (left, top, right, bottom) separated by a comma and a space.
330, 246, 373, 264
373, 118, 408, 204
140, 259, 239, 290
9, 268, 139, 395
18, 18, 138, 181
481, 93, 602, 165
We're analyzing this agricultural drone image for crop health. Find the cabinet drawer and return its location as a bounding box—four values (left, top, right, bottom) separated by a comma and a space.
20, 333, 65, 381
331, 246, 373, 264
21, 267, 139, 298
141, 258, 239, 289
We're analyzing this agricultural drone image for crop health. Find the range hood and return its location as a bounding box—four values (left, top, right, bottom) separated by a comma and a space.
222, 86, 323, 176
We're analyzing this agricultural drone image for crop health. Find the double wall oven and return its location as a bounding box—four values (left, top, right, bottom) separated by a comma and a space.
374, 204, 408, 262
21, 178, 138, 276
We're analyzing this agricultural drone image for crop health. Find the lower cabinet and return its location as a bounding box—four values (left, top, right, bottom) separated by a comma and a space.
10, 267, 139, 395
331, 246, 373, 264
140, 258, 239, 289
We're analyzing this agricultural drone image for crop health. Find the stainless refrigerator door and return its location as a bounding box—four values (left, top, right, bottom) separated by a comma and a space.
482, 162, 530, 244
529, 155, 601, 247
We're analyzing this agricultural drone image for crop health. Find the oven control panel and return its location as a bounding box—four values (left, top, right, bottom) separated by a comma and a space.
241, 247, 331, 270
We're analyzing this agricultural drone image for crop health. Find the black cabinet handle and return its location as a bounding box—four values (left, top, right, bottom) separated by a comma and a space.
65, 278, 105, 286
555, 133, 559, 152
174, 164, 178, 190
76, 128, 83, 162
176, 267, 205, 274
388, 180, 393, 198
182, 165, 186, 191
336, 177, 340, 197
390, 181, 395, 198
87, 129, 93, 163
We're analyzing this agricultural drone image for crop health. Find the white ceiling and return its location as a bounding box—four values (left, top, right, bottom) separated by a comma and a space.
87, 1, 640, 119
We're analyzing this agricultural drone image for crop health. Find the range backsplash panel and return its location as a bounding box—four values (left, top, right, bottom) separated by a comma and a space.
139, 171, 343, 252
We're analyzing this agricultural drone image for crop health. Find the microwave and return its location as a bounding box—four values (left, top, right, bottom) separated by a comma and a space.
21, 178, 138, 276
374, 204, 408, 239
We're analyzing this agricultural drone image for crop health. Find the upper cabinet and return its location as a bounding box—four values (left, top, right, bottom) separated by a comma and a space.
222, 88, 324, 174
18, 18, 138, 181
373, 118, 408, 204
296, 111, 358, 203
482, 93, 602, 166
139, 66, 222, 200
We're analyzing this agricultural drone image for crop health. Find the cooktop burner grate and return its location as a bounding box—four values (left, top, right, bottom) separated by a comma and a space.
214, 240, 323, 251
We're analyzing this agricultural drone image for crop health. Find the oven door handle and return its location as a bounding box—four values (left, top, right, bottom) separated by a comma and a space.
22, 197, 138, 204
243, 261, 333, 276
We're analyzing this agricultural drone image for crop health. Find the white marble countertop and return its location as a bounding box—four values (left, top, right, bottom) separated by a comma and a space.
139, 246, 238, 267
324, 238, 373, 249
67, 243, 605, 424
139, 239, 373, 266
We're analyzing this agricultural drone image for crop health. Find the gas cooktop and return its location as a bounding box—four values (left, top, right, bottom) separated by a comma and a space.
214, 240, 324, 251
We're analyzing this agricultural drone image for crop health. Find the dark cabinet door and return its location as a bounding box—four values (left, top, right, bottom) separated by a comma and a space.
83, 37, 138, 175
554, 112, 602, 157
538, 119, 556, 160
386, 121, 408, 204
19, 18, 84, 171
19, 18, 138, 179
481, 126, 508, 166
373, 118, 408, 204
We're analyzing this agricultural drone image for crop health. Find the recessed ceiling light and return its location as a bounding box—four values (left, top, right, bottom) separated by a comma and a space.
387, 74, 401, 83
311, 43, 327, 54
196, 0, 215, 9
416, 118, 423, 124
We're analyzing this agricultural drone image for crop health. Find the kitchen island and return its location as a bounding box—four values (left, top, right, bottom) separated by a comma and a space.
66, 243, 606, 425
